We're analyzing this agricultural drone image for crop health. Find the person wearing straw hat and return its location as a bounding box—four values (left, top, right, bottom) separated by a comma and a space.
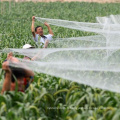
31, 16, 54, 48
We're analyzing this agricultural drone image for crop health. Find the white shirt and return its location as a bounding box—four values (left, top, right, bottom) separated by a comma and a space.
33, 34, 53, 47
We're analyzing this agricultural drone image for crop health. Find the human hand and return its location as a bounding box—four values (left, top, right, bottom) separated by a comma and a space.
7, 52, 19, 63
44, 22, 50, 27
32, 16, 35, 21
7, 52, 13, 59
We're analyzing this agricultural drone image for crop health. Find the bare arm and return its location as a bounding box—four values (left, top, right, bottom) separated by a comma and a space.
10, 55, 34, 77
31, 16, 35, 38
44, 40, 49, 48
17, 62, 34, 77
31, 50, 43, 61
1, 61, 11, 94
24, 69, 34, 77
1, 54, 19, 94
44, 22, 54, 36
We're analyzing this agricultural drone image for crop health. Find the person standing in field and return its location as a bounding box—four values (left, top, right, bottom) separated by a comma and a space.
1, 45, 35, 94
31, 16, 54, 48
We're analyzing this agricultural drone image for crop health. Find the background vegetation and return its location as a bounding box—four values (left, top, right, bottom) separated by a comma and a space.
0, 1, 120, 120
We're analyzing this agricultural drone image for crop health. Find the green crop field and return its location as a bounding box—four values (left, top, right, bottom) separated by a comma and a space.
0, 1, 120, 120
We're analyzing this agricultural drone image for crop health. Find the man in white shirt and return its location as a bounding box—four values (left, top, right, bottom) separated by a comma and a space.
31, 16, 54, 48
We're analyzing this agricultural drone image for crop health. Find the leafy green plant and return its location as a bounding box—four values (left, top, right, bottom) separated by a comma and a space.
0, 1, 120, 120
